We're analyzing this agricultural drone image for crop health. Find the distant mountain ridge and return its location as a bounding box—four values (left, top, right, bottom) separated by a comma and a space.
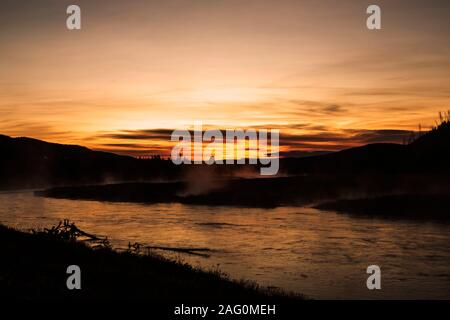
1, 121, 449, 190
283, 121, 450, 175
0, 134, 177, 190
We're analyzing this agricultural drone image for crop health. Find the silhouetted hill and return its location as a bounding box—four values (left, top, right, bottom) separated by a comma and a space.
281, 143, 406, 174
2, 120, 450, 190
406, 120, 450, 168
281, 121, 450, 175
0, 134, 257, 190
0, 135, 178, 190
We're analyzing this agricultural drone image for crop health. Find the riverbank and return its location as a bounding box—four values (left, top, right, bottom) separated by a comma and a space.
34, 174, 450, 209
315, 194, 450, 221
0, 223, 302, 300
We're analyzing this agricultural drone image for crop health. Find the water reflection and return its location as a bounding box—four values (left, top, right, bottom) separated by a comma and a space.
1, 192, 449, 299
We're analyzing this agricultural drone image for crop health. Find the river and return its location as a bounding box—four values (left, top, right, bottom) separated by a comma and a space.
1, 192, 449, 299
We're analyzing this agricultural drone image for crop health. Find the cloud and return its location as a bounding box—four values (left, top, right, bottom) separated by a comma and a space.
350, 129, 414, 144
279, 129, 413, 150
93, 147, 167, 157
322, 104, 347, 114
98, 129, 174, 141
0, 120, 76, 140
90, 125, 415, 157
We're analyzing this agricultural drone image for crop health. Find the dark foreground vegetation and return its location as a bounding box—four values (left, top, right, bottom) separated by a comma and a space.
0, 221, 301, 301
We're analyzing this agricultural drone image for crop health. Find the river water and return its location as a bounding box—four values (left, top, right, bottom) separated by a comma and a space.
1, 192, 449, 299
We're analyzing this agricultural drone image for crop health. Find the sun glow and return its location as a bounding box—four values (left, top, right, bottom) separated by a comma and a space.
1, 0, 449, 157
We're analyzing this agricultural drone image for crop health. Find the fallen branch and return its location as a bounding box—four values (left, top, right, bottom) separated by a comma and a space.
145, 246, 212, 257
35, 220, 110, 249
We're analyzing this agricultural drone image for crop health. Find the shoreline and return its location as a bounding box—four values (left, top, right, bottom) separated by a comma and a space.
315, 194, 450, 221
33, 176, 450, 220
0, 222, 303, 301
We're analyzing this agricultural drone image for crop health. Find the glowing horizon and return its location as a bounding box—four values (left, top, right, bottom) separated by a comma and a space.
1, 0, 450, 157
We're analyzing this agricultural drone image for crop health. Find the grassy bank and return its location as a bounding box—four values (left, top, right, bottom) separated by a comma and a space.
0, 222, 302, 301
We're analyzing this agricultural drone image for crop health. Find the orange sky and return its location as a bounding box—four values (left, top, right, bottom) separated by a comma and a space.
1, 0, 450, 156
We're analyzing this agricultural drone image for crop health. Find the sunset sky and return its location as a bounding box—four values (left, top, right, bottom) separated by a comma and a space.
1, 0, 450, 156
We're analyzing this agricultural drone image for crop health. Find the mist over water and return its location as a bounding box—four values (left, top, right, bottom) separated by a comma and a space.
1, 192, 449, 299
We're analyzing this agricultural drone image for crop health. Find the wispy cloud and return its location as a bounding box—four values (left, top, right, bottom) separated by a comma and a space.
87, 125, 415, 157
